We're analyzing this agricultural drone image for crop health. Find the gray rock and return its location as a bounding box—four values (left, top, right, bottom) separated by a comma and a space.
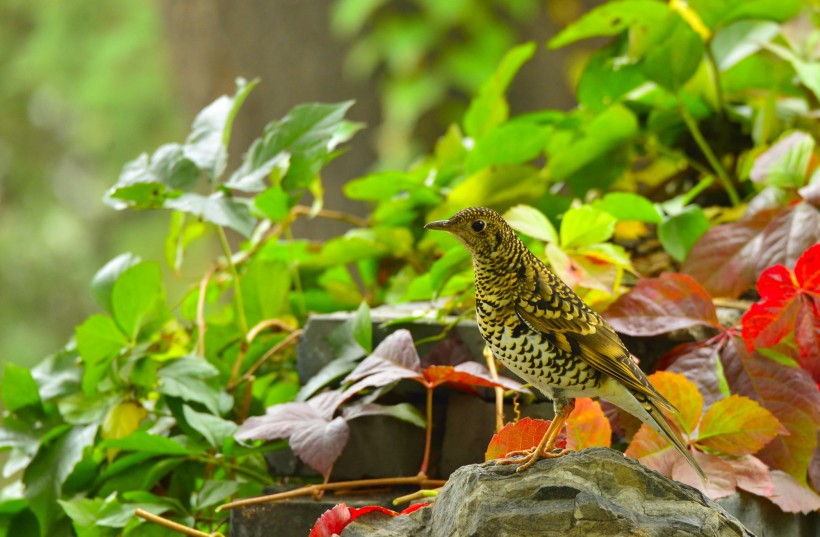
343, 448, 755, 537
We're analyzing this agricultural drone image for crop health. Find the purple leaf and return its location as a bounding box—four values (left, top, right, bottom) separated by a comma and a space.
605, 273, 722, 336
342, 330, 423, 398
290, 416, 349, 477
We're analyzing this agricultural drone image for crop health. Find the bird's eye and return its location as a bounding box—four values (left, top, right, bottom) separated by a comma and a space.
472, 220, 486, 232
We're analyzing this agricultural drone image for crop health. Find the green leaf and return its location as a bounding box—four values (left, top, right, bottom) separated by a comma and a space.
105, 144, 199, 209
547, 105, 638, 186
227, 101, 360, 193
343, 171, 426, 201
91, 253, 141, 314
111, 262, 165, 340
446, 164, 546, 212
102, 430, 200, 456
592, 192, 663, 223
750, 131, 815, 189
463, 42, 536, 138
577, 47, 647, 112
157, 357, 232, 416
503, 204, 558, 243
183, 78, 257, 180
345, 402, 426, 428
254, 185, 292, 221
194, 480, 241, 510
548, 1, 669, 49
164, 212, 207, 272
429, 247, 472, 297
241, 259, 291, 326
711, 20, 779, 71
59, 493, 136, 532
327, 302, 372, 361
181, 405, 237, 449
640, 12, 704, 91
763, 44, 820, 102
687, 0, 802, 29
560, 206, 617, 249
2, 363, 41, 412
696, 394, 783, 456
23, 425, 98, 537
163, 193, 256, 238
75, 315, 128, 395
465, 122, 549, 172
658, 205, 710, 262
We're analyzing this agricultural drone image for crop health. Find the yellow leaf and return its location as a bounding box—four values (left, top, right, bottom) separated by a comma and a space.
103, 400, 147, 461
669, 0, 711, 40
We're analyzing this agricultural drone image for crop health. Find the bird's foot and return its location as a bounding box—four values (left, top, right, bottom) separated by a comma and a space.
495, 447, 569, 472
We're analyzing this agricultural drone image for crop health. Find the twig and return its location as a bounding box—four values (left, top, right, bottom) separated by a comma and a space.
292, 205, 369, 228
419, 386, 434, 477
228, 329, 303, 390
483, 345, 504, 433
195, 267, 216, 356
215, 225, 249, 335
712, 297, 753, 310
135, 509, 220, 537
247, 318, 297, 343
217, 476, 448, 511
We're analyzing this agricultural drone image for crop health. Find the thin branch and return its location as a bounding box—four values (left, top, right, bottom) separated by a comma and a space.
215, 225, 249, 335
291, 205, 369, 228
217, 476, 448, 511
228, 329, 303, 390
247, 318, 297, 344
392, 488, 441, 506
676, 94, 740, 205
419, 385, 433, 477
135, 509, 220, 537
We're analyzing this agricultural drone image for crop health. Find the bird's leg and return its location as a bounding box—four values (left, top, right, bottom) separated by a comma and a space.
496, 397, 575, 473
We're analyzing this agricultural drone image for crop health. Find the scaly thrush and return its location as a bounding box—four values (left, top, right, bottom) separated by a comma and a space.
426, 207, 706, 478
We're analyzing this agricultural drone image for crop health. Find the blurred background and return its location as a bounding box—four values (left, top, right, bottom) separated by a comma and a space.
0, 0, 595, 370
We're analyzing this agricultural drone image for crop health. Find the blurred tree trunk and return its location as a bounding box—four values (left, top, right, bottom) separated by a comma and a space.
158, 1, 595, 237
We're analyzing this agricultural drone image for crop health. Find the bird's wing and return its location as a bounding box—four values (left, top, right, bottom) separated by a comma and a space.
515, 263, 675, 412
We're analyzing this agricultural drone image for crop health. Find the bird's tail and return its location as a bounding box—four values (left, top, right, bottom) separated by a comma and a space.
643, 396, 707, 482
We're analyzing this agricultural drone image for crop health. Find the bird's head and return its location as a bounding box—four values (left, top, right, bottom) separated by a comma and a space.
424, 207, 517, 259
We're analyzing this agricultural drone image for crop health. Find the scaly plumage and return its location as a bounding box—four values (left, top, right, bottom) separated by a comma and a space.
426, 207, 705, 479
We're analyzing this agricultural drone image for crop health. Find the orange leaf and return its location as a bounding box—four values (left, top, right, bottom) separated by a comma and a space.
695, 394, 783, 456
646, 371, 702, 436
624, 424, 680, 476
484, 417, 566, 461
565, 398, 611, 450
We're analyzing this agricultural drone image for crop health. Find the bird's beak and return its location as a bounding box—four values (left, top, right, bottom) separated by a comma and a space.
424, 219, 452, 231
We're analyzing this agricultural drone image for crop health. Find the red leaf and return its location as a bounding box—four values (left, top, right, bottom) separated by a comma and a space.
795, 303, 820, 383
605, 273, 722, 336
742, 243, 820, 366
672, 450, 737, 499
309, 502, 431, 536
309, 504, 351, 537
343, 330, 423, 397
721, 337, 820, 483
565, 398, 611, 450
661, 341, 726, 408
682, 209, 773, 298
422, 362, 525, 392
484, 417, 566, 461
768, 470, 820, 514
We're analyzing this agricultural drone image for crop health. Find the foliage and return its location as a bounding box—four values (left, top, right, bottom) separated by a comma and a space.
3, 0, 820, 534
309, 502, 429, 537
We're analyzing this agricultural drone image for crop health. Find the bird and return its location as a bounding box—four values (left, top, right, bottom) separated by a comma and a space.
425, 207, 706, 479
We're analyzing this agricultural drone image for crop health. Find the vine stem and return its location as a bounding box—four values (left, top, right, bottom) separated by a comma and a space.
419, 385, 434, 477
217, 476, 447, 511
676, 94, 740, 206
135, 509, 219, 537
195, 267, 216, 356
215, 225, 249, 335
483, 345, 504, 433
